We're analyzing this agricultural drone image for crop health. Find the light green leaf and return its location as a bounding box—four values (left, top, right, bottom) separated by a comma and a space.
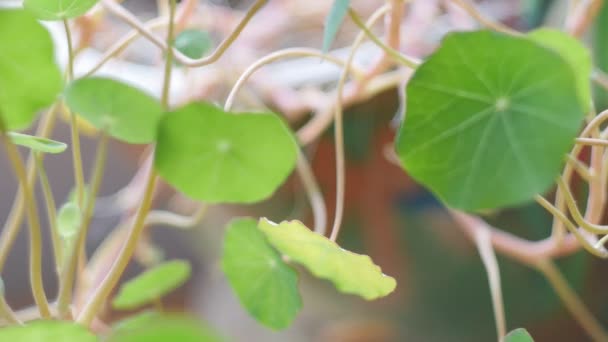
112, 260, 191, 310
0, 320, 97, 342
528, 28, 592, 111
504, 328, 535, 342
0, 10, 63, 131
7, 132, 67, 154
155, 102, 298, 204
56, 202, 82, 239
258, 218, 396, 300
24, 0, 98, 20
64, 77, 163, 144
222, 218, 301, 330
174, 29, 213, 60
108, 313, 222, 342
396, 30, 585, 211
323, 0, 350, 52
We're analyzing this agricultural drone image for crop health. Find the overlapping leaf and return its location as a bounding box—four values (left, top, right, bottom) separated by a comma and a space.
8, 132, 67, 154
0, 321, 97, 342
24, 0, 98, 20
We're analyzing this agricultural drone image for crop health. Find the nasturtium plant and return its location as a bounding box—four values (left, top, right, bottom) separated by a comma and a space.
56, 202, 82, 240
174, 29, 213, 60
504, 328, 535, 342
7, 132, 67, 154
24, 0, 99, 20
155, 102, 298, 204
222, 218, 301, 330
528, 28, 592, 111
64, 77, 163, 144
108, 313, 222, 342
112, 260, 192, 310
0, 10, 63, 131
323, 0, 350, 52
258, 219, 397, 300
0, 320, 97, 342
396, 30, 586, 211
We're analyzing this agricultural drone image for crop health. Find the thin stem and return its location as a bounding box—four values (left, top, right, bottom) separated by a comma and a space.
34, 153, 62, 270
58, 133, 108, 319
347, 9, 420, 69
535, 259, 608, 342
296, 152, 327, 235
556, 177, 608, 234
576, 137, 608, 146
0, 295, 21, 325
63, 19, 75, 80
101, 0, 268, 67
145, 205, 207, 229
566, 154, 592, 181
0, 105, 58, 271
449, 0, 521, 35
0, 130, 50, 317
473, 228, 506, 341
77, 0, 176, 325
535, 195, 608, 258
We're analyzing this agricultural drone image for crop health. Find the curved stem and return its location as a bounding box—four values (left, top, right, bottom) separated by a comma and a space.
0, 105, 58, 271
145, 205, 207, 229
296, 152, 327, 235
556, 177, 608, 234
57, 133, 108, 319
473, 228, 506, 341
535, 259, 608, 342
34, 153, 61, 270
0, 295, 21, 325
449, 0, 520, 35
347, 8, 420, 69
101, 0, 267, 67
0, 131, 50, 317
535, 195, 608, 258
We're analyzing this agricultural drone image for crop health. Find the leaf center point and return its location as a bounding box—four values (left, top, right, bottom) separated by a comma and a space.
495, 97, 510, 112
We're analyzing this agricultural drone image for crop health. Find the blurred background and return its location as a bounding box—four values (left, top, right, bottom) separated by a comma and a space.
2, 0, 608, 341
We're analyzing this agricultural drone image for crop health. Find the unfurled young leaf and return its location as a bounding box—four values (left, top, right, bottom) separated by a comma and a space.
504, 328, 534, 342
258, 218, 397, 300
155, 102, 298, 204
0, 320, 97, 342
64, 77, 163, 144
7, 132, 67, 154
396, 30, 585, 211
0, 10, 63, 131
24, 0, 99, 20
108, 313, 222, 342
323, 0, 350, 52
112, 260, 191, 310
222, 218, 301, 330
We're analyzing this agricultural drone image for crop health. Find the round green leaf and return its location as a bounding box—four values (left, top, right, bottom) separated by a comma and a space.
0, 10, 63, 130
24, 0, 98, 20
258, 218, 397, 300
7, 132, 67, 154
64, 77, 163, 144
396, 30, 585, 211
155, 102, 298, 204
0, 320, 97, 342
528, 28, 592, 111
505, 328, 534, 342
174, 29, 213, 60
108, 313, 222, 342
56, 202, 82, 239
222, 218, 301, 330
112, 260, 191, 310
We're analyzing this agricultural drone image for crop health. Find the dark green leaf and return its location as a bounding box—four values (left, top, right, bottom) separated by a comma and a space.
258, 218, 396, 300
174, 29, 213, 60
0, 10, 63, 130
108, 313, 222, 342
222, 218, 301, 329
7, 132, 67, 154
112, 260, 191, 310
64, 77, 163, 144
155, 102, 298, 204
0, 320, 97, 342
323, 0, 350, 52
24, 0, 98, 20
396, 30, 585, 211
504, 328, 535, 342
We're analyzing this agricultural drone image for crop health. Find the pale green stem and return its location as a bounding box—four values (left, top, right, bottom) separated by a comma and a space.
34, 153, 62, 270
